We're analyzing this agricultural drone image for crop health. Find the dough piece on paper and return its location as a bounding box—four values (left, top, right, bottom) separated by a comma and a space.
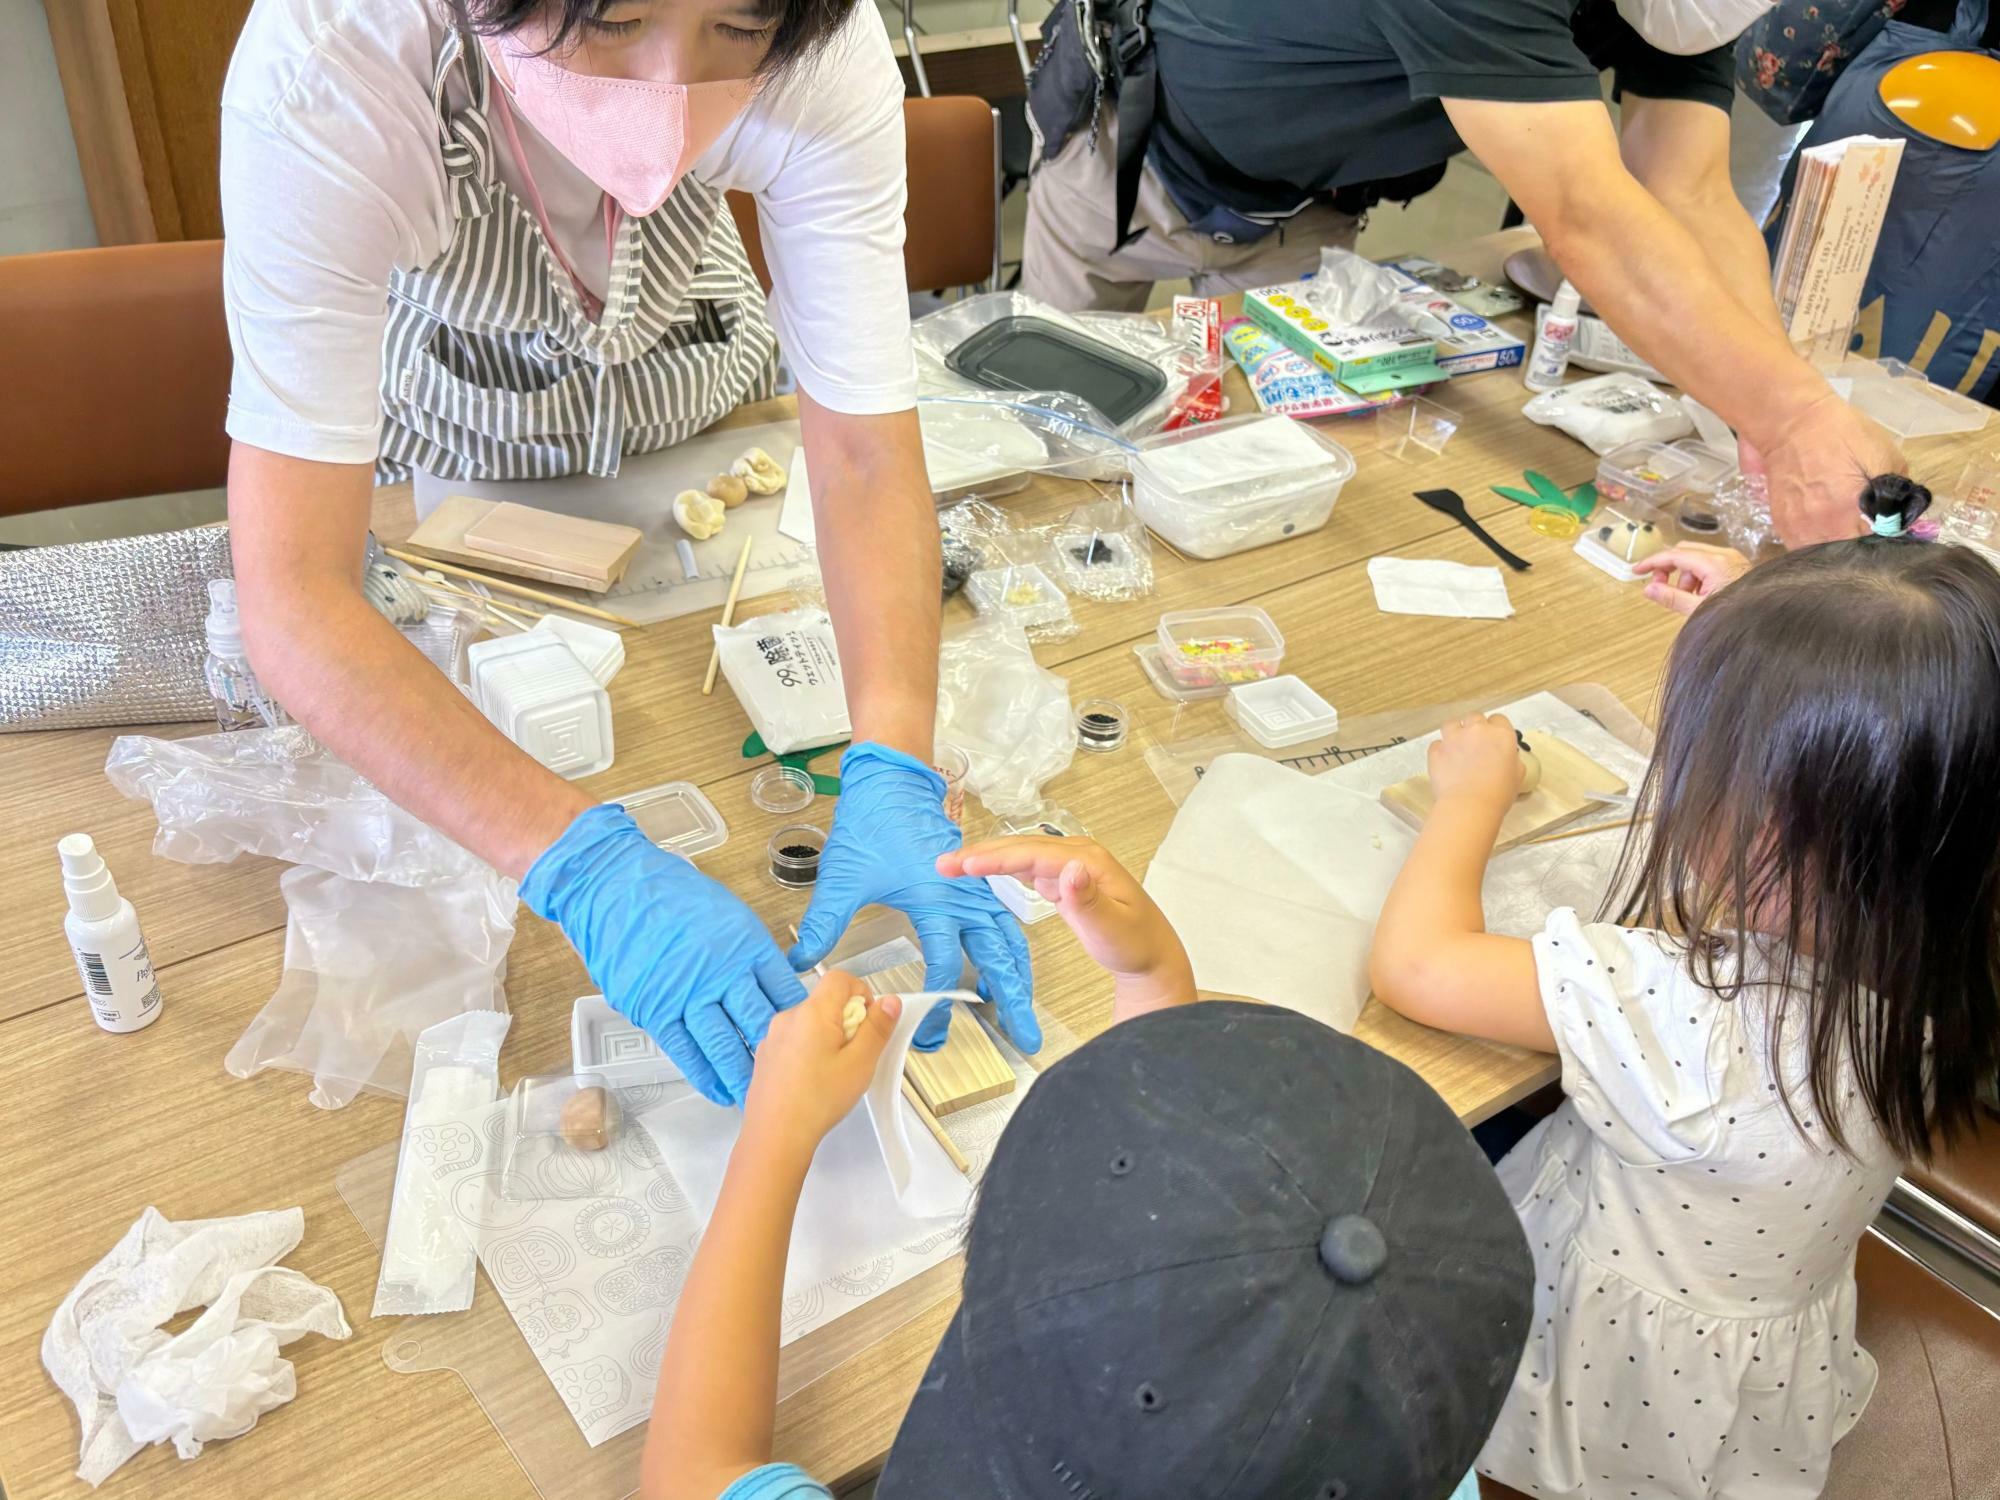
1143, 754, 1413, 1031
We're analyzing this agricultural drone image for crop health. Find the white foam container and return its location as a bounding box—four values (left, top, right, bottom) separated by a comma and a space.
468, 634, 613, 778
1130, 414, 1355, 559
531, 615, 625, 686
1226, 675, 1340, 748
570, 994, 686, 1090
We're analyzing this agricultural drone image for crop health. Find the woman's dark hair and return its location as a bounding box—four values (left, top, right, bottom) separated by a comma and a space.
453, 0, 856, 76
1610, 511, 2000, 1162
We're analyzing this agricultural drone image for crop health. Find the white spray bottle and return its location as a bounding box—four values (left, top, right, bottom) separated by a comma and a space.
59, 834, 163, 1034
1523, 279, 1582, 393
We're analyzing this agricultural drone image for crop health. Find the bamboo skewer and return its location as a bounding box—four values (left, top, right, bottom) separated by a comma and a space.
383, 547, 641, 627
901, 1078, 971, 1175
701, 535, 755, 696
416, 577, 543, 627
1525, 814, 1652, 847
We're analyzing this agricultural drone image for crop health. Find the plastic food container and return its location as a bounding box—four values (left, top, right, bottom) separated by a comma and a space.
1131, 414, 1356, 560
1594, 440, 1697, 515
622, 781, 727, 858
571, 995, 685, 1091
1155, 606, 1285, 690
530, 615, 625, 686
984, 805, 1090, 924
499, 1072, 620, 1202
467, 634, 613, 778
965, 563, 1070, 632
1667, 438, 1736, 537
1226, 676, 1339, 749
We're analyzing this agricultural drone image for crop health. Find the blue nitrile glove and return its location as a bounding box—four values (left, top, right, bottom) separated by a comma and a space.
787, 743, 1039, 1053
524, 805, 807, 1106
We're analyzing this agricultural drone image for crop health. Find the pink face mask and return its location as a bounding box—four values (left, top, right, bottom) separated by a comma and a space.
483, 32, 758, 218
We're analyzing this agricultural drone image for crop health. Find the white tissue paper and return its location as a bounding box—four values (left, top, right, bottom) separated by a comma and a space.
1144, 754, 1415, 1031
42, 1206, 350, 1487
1367, 557, 1516, 619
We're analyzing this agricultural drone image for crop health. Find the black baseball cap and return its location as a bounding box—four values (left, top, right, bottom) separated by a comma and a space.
875, 1001, 1532, 1500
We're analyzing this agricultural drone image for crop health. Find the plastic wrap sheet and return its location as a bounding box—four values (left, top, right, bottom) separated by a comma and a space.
916, 391, 1137, 499
0, 524, 232, 731
934, 618, 1076, 816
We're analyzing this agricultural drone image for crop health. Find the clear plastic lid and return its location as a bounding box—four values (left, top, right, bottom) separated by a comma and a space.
1595, 440, 1698, 511
1155, 605, 1286, 689
749, 764, 816, 815
1131, 413, 1356, 507
1667, 438, 1736, 497
622, 782, 728, 858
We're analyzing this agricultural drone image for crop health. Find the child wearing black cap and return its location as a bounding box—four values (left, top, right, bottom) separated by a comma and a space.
639, 837, 1532, 1500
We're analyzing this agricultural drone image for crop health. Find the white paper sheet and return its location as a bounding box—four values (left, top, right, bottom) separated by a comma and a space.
778, 446, 815, 547
1143, 693, 1654, 1028
1367, 556, 1515, 619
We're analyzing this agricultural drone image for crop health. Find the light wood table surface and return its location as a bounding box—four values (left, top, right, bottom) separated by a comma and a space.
2, 229, 1989, 1500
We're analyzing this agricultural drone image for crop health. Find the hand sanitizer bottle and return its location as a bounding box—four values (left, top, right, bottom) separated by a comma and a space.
1523, 280, 1582, 392
203, 578, 286, 731
59, 834, 163, 1034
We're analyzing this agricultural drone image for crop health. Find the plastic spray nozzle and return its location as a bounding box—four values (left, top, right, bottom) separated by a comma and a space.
58, 833, 120, 922
205, 577, 246, 660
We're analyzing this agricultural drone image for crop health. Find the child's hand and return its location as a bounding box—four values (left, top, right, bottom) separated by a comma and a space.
1429, 712, 1526, 812
742, 971, 901, 1157
937, 837, 1196, 1020
1632, 543, 1751, 616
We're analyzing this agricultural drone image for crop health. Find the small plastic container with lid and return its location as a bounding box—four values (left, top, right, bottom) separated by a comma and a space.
1593, 440, 1698, 517
1666, 438, 1737, 538
1155, 606, 1285, 690
964, 563, 1072, 634
1130, 414, 1356, 560
1225, 676, 1339, 749
621, 782, 728, 858
768, 824, 828, 888
468, 633, 614, 778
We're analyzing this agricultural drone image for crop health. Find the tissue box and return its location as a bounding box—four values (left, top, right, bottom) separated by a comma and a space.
1382, 261, 1528, 374
1242, 285, 1439, 385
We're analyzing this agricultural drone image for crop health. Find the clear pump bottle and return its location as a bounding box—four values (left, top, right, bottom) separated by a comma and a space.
203, 578, 286, 731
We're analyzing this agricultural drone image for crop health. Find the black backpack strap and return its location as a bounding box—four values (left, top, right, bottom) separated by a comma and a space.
1108, 0, 1156, 250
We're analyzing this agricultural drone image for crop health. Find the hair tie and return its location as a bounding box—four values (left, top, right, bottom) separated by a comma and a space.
1870, 510, 1908, 538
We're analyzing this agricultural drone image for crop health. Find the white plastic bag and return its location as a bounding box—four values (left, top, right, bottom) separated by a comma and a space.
711, 608, 850, 754
1522, 372, 1694, 454
1614, 0, 1774, 54
935, 619, 1075, 815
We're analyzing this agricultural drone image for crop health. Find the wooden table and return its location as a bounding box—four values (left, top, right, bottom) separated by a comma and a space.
2, 229, 1987, 1500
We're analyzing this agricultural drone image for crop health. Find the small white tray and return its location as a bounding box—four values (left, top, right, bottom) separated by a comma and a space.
1226, 676, 1340, 748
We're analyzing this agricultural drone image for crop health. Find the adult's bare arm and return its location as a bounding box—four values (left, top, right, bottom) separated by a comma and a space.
227, 442, 590, 879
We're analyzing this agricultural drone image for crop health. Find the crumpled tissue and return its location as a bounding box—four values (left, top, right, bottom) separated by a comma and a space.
42, 1206, 350, 1487
1367, 556, 1515, 619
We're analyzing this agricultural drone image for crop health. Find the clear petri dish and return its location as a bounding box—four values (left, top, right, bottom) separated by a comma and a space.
750, 764, 816, 815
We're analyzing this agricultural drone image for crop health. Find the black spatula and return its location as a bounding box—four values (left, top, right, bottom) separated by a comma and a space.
1413, 489, 1533, 572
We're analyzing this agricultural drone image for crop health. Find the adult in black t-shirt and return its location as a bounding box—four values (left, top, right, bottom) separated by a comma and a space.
1023, 0, 1904, 545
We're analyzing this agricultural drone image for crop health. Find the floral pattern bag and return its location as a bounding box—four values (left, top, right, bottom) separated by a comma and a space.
1736, 0, 1911, 122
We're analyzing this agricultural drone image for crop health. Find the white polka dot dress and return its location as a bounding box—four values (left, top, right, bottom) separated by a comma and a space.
1476, 910, 1903, 1500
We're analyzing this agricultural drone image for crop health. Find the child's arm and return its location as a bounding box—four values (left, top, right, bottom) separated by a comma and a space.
938, 837, 1196, 1022
1368, 714, 1557, 1053
639, 974, 901, 1500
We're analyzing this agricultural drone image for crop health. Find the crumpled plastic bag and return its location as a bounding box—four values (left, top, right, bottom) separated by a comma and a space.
42, 1206, 350, 1488
106, 726, 516, 1108
935, 618, 1074, 816
1300, 245, 1406, 324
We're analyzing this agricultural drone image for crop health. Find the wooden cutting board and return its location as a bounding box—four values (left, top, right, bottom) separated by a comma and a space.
866, 957, 1017, 1116
404, 495, 620, 592
462, 500, 643, 583
1380, 731, 1628, 851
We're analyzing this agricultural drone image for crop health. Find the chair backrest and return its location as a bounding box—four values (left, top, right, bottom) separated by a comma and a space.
0, 240, 233, 517
729, 94, 999, 298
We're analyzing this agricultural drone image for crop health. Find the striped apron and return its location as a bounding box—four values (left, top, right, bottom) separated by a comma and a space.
375, 25, 777, 486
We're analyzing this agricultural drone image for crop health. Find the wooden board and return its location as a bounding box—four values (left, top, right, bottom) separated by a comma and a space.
866, 958, 1017, 1116
462, 501, 642, 584
1380, 731, 1628, 851
404, 495, 613, 592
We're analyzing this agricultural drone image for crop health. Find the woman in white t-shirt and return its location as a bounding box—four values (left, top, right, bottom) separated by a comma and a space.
220, 0, 1036, 1106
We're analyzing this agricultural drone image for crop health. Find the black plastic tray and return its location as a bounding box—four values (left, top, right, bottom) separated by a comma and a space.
944, 315, 1167, 426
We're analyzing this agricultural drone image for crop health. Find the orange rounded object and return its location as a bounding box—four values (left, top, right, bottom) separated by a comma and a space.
1877, 52, 2000, 150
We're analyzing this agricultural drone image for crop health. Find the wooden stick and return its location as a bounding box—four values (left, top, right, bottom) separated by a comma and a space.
1525, 814, 1652, 847
417, 577, 544, 626
900, 1078, 971, 1175
383, 547, 642, 627
701, 534, 755, 696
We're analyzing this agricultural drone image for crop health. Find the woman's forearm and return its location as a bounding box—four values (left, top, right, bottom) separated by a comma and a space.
228, 443, 590, 879
798, 394, 941, 761
641, 1123, 815, 1500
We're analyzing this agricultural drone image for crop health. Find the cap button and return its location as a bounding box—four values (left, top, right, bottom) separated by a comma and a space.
1318, 1214, 1387, 1284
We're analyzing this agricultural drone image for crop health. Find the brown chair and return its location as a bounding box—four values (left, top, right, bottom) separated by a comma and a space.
0, 240, 232, 517
730, 95, 1000, 299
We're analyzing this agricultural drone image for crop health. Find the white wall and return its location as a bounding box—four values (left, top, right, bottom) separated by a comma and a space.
0, 0, 97, 254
